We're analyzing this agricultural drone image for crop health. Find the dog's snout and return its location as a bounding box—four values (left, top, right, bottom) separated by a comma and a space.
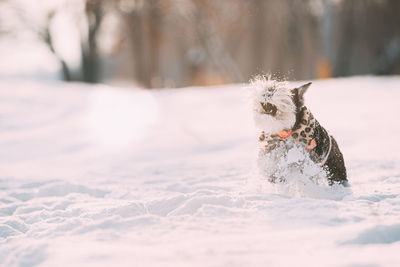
261, 102, 277, 116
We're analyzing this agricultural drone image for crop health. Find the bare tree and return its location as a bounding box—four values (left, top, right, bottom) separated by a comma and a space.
4, 0, 105, 83
81, 0, 104, 83
9, 5, 72, 81
117, 0, 162, 88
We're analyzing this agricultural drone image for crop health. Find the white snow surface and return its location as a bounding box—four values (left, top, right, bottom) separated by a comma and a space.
1, 76, 400, 266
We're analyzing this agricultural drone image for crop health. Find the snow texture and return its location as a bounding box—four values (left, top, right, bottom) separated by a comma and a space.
1, 76, 400, 266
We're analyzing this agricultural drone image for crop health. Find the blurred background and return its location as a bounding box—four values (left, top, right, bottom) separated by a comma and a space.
0, 0, 399, 88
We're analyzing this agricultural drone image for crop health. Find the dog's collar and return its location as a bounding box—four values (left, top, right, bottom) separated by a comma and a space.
259, 106, 332, 166
276, 130, 292, 139
320, 134, 332, 166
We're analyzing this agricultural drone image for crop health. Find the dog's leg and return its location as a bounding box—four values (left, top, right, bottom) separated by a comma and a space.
324, 137, 348, 185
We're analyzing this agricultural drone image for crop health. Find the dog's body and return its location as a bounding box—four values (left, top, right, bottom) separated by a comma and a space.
251, 77, 348, 185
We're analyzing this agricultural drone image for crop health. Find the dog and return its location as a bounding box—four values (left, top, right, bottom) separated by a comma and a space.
251, 76, 348, 186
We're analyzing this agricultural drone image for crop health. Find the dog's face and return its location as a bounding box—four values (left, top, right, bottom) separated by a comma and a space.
251, 77, 311, 134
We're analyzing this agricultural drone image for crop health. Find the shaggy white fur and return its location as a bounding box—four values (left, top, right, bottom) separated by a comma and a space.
249, 76, 296, 134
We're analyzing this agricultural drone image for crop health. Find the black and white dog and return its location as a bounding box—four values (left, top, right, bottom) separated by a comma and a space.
251, 77, 348, 186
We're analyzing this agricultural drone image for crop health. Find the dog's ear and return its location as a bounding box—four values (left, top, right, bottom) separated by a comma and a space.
292, 82, 312, 106
296, 82, 312, 98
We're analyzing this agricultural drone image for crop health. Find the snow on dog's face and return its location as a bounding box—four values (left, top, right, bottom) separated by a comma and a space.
250, 76, 311, 134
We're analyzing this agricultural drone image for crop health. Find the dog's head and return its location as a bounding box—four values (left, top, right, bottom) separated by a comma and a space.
250, 76, 311, 134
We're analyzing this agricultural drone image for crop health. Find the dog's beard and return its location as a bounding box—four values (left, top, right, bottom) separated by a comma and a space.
254, 111, 296, 134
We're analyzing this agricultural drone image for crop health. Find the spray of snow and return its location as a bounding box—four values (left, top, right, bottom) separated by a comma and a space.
253, 141, 351, 200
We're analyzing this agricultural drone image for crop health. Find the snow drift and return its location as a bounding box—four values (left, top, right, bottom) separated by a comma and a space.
1, 76, 400, 266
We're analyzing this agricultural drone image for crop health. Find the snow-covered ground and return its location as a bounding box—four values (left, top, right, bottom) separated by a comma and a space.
1, 76, 400, 266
